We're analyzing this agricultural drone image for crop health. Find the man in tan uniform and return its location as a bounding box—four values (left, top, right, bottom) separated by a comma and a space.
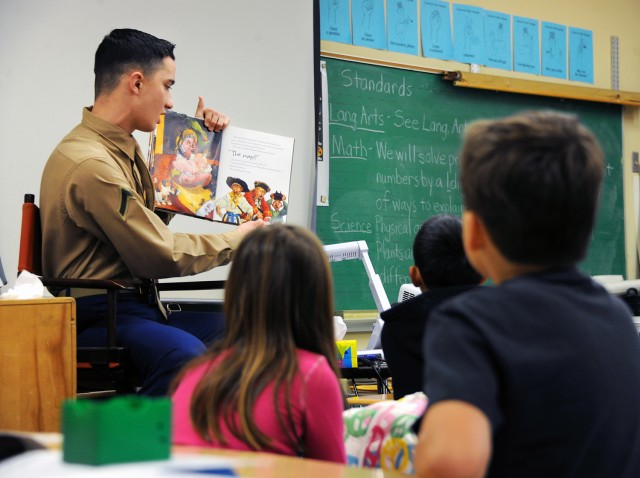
40, 28, 264, 396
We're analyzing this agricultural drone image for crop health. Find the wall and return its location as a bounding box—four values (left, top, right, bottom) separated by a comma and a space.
0, 0, 315, 294
321, 0, 640, 281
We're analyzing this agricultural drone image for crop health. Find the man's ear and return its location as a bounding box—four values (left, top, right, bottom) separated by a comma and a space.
129, 72, 144, 94
409, 265, 425, 290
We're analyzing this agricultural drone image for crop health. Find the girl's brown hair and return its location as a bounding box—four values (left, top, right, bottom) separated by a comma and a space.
183, 224, 338, 453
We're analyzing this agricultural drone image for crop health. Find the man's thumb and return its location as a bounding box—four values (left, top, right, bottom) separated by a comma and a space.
195, 96, 205, 118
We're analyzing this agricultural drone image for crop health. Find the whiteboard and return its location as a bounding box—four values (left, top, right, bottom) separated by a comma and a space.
0, 0, 316, 295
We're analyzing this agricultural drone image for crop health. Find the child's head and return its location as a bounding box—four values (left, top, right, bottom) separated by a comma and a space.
223, 224, 335, 357
412, 214, 483, 290
460, 110, 604, 268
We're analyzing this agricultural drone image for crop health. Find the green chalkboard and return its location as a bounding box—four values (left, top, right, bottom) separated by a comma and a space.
317, 57, 624, 311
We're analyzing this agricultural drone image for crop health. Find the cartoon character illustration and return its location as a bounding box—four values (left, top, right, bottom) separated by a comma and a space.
362, 0, 374, 30
214, 177, 253, 224
245, 180, 272, 221
163, 123, 221, 215
463, 16, 473, 52
172, 128, 212, 189
395, 2, 411, 40
521, 26, 534, 60
268, 191, 288, 224
577, 37, 589, 69
329, 0, 340, 25
491, 22, 506, 57
429, 10, 441, 45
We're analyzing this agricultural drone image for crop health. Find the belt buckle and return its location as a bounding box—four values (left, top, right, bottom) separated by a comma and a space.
166, 302, 182, 314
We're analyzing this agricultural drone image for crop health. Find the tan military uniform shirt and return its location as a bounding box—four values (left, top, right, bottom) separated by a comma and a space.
40, 108, 243, 281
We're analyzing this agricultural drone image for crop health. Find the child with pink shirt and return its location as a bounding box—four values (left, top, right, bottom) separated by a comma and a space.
171, 224, 346, 463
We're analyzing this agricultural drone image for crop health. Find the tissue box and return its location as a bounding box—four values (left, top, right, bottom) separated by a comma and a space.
62, 396, 171, 465
336, 340, 358, 368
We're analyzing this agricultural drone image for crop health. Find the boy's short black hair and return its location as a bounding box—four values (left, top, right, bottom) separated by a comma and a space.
94, 28, 175, 97
460, 110, 604, 267
414, 214, 483, 289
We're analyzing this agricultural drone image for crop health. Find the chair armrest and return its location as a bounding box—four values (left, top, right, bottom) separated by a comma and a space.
40, 277, 224, 292
40, 277, 145, 291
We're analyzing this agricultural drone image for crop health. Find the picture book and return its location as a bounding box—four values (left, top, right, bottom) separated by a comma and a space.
148, 110, 294, 224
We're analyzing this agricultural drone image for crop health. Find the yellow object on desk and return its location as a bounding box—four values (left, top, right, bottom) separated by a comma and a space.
336, 339, 358, 368
347, 393, 395, 407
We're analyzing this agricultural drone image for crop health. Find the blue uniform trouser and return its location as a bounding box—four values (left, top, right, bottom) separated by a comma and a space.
75, 294, 224, 396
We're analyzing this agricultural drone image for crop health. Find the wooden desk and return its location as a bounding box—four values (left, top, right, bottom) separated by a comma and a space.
181, 445, 408, 477
347, 393, 395, 407
0, 298, 76, 432
0, 432, 408, 477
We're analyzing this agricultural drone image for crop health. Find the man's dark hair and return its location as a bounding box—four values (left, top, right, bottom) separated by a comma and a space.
460, 110, 604, 267
94, 28, 175, 97
413, 214, 482, 289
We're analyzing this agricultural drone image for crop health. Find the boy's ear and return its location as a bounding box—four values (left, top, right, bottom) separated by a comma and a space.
462, 211, 486, 253
463, 211, 499, 283
409, 265, 425, 289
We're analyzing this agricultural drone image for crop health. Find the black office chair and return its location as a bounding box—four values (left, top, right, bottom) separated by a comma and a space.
18, 193, 225, 395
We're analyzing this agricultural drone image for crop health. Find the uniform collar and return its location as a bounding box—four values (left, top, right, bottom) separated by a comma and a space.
81, 106, 139, 164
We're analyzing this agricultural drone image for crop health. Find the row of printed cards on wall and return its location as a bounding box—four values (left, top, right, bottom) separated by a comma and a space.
320, 0, 593, 83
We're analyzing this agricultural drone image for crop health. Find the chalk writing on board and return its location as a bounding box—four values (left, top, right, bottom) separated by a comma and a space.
317, 58, 624, 311
338, 69, 414, 95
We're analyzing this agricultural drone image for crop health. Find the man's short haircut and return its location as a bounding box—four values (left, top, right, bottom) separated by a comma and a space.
460, 110, 604, 267
94, 28, 175, 97
414, 214, 483, 289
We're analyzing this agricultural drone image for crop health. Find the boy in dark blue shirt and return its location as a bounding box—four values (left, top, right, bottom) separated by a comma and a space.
381, 214, 482, 399
414, 111, 640, 478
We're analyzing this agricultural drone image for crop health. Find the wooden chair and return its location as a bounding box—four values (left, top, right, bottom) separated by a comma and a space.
18, 193, 225, 395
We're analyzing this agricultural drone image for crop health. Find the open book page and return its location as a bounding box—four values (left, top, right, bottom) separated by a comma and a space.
212, 126, 294, 224
148, 111, 294, 224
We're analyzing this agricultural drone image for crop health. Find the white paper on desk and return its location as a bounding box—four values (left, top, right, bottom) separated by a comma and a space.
0, 270, 47, 300
0, 449, 246, 477
334, 315, 347, 340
